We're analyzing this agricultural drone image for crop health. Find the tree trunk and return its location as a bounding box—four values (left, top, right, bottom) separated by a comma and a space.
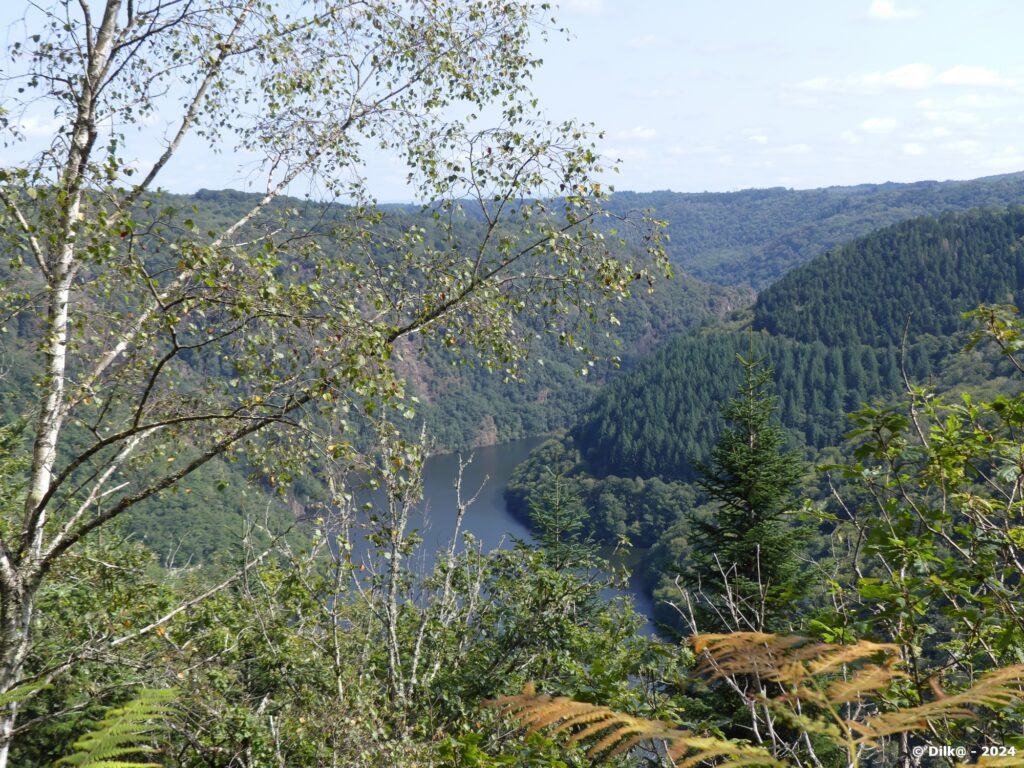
0, 578, 34, 768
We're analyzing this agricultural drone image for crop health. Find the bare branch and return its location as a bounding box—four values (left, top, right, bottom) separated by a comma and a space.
0, 189, 49, 279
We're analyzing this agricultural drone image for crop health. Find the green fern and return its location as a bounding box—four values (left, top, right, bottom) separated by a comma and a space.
0, 681, 50, 707
55, 688, 176, 768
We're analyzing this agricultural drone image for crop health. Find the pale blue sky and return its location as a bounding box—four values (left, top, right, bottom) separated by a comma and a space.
3, 1, 1024, 198
534, 0, 1024, 194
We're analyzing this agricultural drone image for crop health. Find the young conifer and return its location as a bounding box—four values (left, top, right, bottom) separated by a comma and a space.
684, 347, 807, 633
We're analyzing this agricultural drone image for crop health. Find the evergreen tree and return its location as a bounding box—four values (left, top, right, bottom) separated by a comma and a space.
683, 350, 807, 633
528, 469, 596, 571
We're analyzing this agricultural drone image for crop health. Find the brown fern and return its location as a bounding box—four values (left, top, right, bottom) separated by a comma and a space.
485, 637, 1024, 767
693, 633, 1024, 759
850, 665, 1024, 745
693, 633, 901, 685
484, 683, 783, 767
825, 664, 906, 705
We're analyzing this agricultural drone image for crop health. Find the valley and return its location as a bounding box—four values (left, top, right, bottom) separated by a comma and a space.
5, 3, 1024, 758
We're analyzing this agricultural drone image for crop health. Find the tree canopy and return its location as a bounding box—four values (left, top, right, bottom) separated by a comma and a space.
0, 2, 664, 763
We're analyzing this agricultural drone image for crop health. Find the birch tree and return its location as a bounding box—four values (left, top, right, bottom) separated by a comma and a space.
0, 1, 662, 762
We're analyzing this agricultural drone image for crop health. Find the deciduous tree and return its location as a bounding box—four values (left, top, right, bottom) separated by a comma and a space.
0, 2, 662, 762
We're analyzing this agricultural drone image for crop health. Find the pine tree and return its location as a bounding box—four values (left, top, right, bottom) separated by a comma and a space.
683, 349, 807, 633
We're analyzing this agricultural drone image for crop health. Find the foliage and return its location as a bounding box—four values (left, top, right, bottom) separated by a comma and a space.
506, 435, 696, 547
486, 682, 783, 768
815, 305, 1024, 752
0, 1, 666, 762
528, 469, 596, 571
610, 174, 1024, 287
682, 352, 808, 634
55, 688, 176, 768
693, 633, 1024, 768
490, 635, 1024, 768
510, 204, 1024, 645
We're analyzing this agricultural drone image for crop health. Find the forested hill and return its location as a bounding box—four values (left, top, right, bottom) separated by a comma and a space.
0, 188, 747, 564
570, 332, 905, 483
608, 172, 1024, 287
508, 205, 1024, 546
754, 206, 1024, 346
573, 206, 1024, 483
154, 188, 753, 451
343, 171, 1024, 448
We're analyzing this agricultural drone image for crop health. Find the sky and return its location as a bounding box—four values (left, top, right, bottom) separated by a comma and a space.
535, 0, 1024, 194
3, 0, 1024, 199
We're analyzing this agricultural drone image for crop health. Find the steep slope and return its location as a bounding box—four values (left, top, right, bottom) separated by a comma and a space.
755, 206, 1024, 345
508, 205, 1024, 547
608, 173, 1024, 287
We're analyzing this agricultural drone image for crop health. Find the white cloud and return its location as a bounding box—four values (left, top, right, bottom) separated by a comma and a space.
840, 130, 864, 145
984, 153, 1024, 170
796, 77, 837, 92
668, 144, 719, 156
614, 125, 657, 140
943, 139, 983, 155
867, 0, 920, 19
937, 65, 1016, 88
924, 109, 981, 125
908, 126, 951, 139
14, 114, 61, 138
797, 63, 1016, 95
748, 134, 769, 145
798, 63, 933, 92
954, 93, 1015, 108
774, 143, 812, 155
859, 117, 898, 133
861, 63, 934, 89
903, 143, 927, 155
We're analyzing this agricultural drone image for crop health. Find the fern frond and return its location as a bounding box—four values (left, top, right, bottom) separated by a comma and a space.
668, 736, 787, 768
851, 665, 1024, 744
693, 633, 901, 685
801, 642, 902, 677
485, 685, 783, 767
826, 664, 907, 704
766, 695, 844, 740
563, 715, 625, 747
0, 681, 49, 707
56, 688, 177, 768
693, 633, 804, 681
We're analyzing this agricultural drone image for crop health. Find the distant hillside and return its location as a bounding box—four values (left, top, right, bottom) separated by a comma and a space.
0, 188, 743, 565
755, 206, 1024, 346
608, 172, 1024, 287
406, 271, 750, 450
508, 205, 1024, 549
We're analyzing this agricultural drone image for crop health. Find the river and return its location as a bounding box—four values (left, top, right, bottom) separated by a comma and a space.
351, 437, 656, 633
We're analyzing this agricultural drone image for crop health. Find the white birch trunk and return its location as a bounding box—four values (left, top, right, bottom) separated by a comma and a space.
0, 6, 122, 765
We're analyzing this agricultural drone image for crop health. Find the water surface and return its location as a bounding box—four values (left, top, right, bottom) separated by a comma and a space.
350, 436, 656, 633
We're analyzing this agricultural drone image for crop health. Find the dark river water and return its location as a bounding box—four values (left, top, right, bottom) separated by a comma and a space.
351, 437, 656, 633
